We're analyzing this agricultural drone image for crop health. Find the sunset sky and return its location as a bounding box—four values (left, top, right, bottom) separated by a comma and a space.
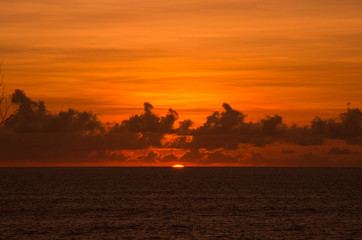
0, 0, 361, 166
2, 0, 362, 124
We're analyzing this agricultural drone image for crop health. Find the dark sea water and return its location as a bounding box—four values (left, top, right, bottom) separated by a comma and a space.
0, 167, 361, 240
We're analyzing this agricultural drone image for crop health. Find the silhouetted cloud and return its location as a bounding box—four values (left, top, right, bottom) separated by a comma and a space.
8, 89, 104, 133
286, 125, 324, 146
160, 153, 179, 163
205, 151, 241, 164
187, 104, 362, 150
0, 89, 361, 166
177, 149, 241, 165
242, 152, 264, 166
179, 149, 205, 164
310, 108, 362, 140
261, 115, 285, 136
177, 119, 193, 135
328, 147, 352, 155
282, 149, 297, 154
88, 150, 131, 162
0, 90, 179, 162
346, 137, 362, 145
122, 102, 178, 134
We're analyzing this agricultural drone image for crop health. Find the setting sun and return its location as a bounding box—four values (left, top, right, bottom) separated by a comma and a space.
172, 165, 184, 168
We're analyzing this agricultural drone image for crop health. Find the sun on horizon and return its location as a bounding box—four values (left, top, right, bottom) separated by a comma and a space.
172, 164, 185, 168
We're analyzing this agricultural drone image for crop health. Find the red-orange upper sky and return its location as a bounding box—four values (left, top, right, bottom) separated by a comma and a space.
1, 0, 362, 125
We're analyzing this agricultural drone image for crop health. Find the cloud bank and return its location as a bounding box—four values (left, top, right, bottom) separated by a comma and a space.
0, 90, 361, 166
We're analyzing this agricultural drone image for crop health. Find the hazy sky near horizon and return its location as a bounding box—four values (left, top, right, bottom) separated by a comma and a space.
1, 0, 362, 124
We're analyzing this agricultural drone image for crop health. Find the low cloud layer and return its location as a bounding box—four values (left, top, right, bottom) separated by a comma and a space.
0, 90, 361, 166
169, 102, 362, 149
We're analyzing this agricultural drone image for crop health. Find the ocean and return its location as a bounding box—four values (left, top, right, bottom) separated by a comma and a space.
0, 167, 361, 239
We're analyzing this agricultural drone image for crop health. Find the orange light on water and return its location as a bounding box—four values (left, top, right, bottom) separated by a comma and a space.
172, 164, 184, 168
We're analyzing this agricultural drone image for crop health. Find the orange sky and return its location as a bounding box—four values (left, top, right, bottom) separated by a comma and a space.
1, 0, 362, 125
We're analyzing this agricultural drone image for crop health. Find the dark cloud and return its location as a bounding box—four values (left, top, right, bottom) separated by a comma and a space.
205, 151, 241, 164
105, 102, 179, 149
311, 108, 362, 139
189, 134, 240, 150
196, 103, 246, 134
88, 150, 131, 162
177, 149, 241, 165
0, 90, 106, 162
261, 115, 285, 136
188, 103, 361, 149
7, 89, 104, 134
346, 137, 362, 145
177, 119, 193, 135
0, 89, 361, 166
186, 104, 305, 149
282, 149, 297, 154
328, 147, 352, 155
160, 153, 179, 163
242, 152, 264, 165
117, 102, 179, 148
179, 149, 205, 164
186, 103, 250, 149
286, 125, 324, 146
124, 150, 241, 165
0, 90, 179, 162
